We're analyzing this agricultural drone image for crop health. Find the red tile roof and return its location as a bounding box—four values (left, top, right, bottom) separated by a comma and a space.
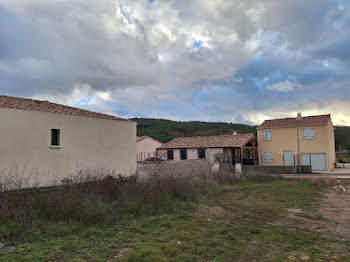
159, 133, 254, 149
258, 114, 331, 129
137, 136, 163, 144
0, 95, 130, 122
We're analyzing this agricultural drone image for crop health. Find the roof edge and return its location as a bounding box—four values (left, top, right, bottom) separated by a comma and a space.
137, 136, 163, 144
0, 95, 132, 122
257, 114, 331, 129
256, 122, 328, 130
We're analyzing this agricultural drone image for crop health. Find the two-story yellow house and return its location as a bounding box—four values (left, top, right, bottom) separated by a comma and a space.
257, 114, 335, 171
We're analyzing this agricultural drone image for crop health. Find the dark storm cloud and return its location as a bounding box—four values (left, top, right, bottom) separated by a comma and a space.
0, 0, 349, 124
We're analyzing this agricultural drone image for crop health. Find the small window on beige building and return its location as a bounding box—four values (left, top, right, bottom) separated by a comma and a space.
180, 149, 187, 160
263, 130, 272, 141
263, 151, 273, 162
303, 127, 314, 139
167, 150, 174, 160
51, 129, 60, 147
198, 148, 206, 159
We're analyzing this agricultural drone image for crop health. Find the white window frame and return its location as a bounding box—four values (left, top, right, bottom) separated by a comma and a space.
263, 151, 273, 162
303, 127, 314, 139
263, 130, 272, 141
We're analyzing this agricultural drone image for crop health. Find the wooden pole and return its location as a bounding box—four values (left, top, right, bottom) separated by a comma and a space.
240, 148, 243, 164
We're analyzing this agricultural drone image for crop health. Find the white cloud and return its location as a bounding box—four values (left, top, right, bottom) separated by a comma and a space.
243, 101, 350, 126
267, 80, 302, 92
0, 0, 349, 125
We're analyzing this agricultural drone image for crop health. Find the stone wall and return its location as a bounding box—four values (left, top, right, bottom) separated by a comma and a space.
137, 159, 211, 179
242, 165, 312, 175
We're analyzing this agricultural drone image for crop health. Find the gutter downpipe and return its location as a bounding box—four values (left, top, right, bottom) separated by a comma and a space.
297, 113, 302, 174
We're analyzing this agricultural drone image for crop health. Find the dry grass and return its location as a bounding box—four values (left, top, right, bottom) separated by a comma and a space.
0, 166, 283, 240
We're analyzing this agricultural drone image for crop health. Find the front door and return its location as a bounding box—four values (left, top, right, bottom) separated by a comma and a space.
284, 151, 294, 166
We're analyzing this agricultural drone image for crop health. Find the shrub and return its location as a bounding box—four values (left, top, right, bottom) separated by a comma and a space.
0, 165, 283, 240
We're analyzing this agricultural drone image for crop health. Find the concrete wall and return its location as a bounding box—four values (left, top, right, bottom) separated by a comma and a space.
257, 120, 335, 171
187, 149, 197, 160
174, 149, 181, 161
157, 148, 224, 163
137, 159, 211, 179
242, 165, 312, 175
0, 108, 137, 188
137, 138, 163, 161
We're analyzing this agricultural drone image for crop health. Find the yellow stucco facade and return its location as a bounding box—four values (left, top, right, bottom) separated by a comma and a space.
257, 118, 335, 171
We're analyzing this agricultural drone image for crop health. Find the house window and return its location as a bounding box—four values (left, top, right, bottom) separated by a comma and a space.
167, 150, 174, 160
51, 129, 60, 146
180, 149, 187, 160
263, 130, 272, 141
304, 127, 314, 139
198, 148, 206, 159
263, 151, 273, 162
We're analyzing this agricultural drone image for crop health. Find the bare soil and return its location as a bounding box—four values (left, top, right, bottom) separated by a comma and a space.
200, 205, 227, 217
283, 178, 350, 240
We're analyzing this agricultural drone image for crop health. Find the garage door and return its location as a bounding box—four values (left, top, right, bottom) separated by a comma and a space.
302, 153, 326, 171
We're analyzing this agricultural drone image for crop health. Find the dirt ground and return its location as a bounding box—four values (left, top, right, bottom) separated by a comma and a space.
283, 178, 350, 241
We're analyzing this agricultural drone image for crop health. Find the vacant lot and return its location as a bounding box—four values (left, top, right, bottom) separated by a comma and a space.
1, 177, 350, 261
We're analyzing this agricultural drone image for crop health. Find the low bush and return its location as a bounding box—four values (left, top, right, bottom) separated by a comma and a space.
338, 157, 350, 163
0, 166, 283, 240
212, 172, 283, 185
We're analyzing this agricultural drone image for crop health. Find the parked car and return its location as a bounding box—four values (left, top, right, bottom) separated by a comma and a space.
144, 157, 166, 162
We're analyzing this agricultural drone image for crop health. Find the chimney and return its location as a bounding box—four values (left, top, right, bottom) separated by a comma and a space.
297, 112, 302, 120
232, 131, 237, 135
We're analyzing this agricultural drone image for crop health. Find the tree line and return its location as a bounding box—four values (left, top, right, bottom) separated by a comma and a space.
133, 118, 350, 151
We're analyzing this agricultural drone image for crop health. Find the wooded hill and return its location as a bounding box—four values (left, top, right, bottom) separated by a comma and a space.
133, 118, 350, 151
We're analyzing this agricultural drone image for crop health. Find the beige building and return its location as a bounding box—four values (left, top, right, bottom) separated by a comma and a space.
158, 132, 257, 165
137, 136, 163, 161
0, 95, 137, 188
257, 114, 335, 171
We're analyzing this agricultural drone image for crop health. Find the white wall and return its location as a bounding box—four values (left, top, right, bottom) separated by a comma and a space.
0, 108, 137, 188
207, 148, 224, 163
137, 138, 163, 161
187, 149, 198, 160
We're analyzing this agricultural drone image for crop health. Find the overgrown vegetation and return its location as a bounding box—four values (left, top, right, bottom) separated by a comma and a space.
0, 168, 284, 241
335, 126, 350, 151
1, 171, 350, 261
338, 157, 350, 163
134, 118, 350, 151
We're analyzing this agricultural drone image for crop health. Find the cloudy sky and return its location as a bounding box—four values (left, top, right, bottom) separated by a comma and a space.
0, 0, 350, 125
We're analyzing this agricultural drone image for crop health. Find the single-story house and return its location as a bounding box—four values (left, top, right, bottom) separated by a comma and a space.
157, 132, 257, 165
257, 113, 335, 171
137, 136, 163, 161
0, 95, 137, 188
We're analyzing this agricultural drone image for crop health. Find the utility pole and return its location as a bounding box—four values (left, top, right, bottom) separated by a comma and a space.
297, 113, 302, 174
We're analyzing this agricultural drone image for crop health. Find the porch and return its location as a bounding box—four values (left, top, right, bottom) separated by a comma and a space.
222, 136, 257, 166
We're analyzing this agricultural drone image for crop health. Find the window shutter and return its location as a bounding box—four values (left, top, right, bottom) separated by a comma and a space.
268, 152, 273, 160
264, 151, 273, 161
263, 130, 271, 141
264, 152, 268, 160
267, 130, 272, 140
304, 128, 314, 138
